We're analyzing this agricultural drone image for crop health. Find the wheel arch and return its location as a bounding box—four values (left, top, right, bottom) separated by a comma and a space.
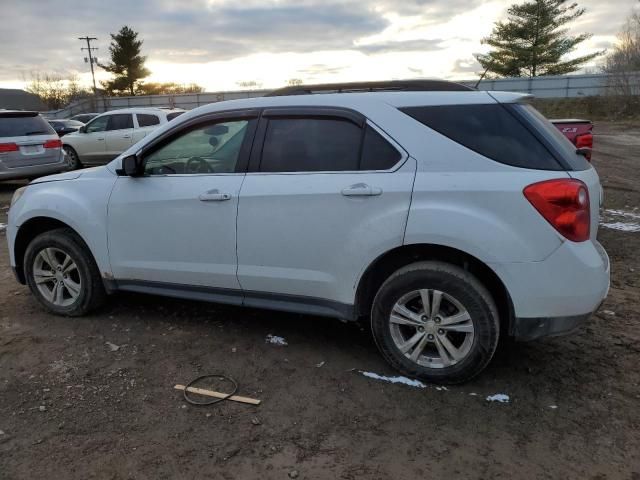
355, 243, 515, 335
13, 217, 95, 285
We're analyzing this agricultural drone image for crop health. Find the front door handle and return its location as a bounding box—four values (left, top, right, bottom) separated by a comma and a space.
199, 189, 232, 202
122, 134, 131, 139
341, 183, 383, 197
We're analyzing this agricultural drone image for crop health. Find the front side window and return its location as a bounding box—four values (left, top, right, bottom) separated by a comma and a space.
260, 118, 361, 172
107, 114, 134, 131
144, 119, 250, 175
137, 114, 160, 127
85, 115, 109, 133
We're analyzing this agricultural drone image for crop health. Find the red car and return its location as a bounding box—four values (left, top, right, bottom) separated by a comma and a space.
551, 119, 593, 160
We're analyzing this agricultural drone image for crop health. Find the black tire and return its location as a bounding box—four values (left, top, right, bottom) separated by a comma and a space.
371, 261, 499, 384
24, 228, 106, 316
63, 146, 82, 170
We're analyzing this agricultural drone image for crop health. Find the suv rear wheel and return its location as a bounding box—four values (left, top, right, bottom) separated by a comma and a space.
371, 261, 499, 384
24, 228, 106, 316
63, 146, 81, 170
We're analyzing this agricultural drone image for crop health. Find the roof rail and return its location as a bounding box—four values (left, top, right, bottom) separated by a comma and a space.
265, 79, 474, 97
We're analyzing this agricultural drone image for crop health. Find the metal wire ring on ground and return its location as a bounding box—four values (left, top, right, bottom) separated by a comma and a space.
183, 374, 239, 406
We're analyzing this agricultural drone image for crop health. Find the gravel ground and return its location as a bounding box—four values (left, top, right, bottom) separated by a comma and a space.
1, 122, 639, 479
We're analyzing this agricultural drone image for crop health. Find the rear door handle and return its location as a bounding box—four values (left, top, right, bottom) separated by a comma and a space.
341, 183, 382, 197
122, 135, 131, 139
199, 189, 232, 202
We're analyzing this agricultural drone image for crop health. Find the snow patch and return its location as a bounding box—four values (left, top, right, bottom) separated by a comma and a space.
602, 310, 616, 316
601, 221, 640, 233
549, 405, 558, 409
601, 209, 640, 232
265, 334, 288, 346
360, 371, 426, 388
486, 393, 510, 403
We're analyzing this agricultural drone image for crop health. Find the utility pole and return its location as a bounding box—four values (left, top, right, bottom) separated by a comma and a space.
78, 36, 98, 94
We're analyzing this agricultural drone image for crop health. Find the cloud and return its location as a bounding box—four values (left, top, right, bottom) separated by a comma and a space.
0, 0, 633, 87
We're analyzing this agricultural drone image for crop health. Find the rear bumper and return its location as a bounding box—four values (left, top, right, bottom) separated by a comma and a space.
0, 156, 68, 181
491, 239, 610, 337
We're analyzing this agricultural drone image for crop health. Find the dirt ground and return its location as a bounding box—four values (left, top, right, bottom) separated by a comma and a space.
1, 122, 639, 479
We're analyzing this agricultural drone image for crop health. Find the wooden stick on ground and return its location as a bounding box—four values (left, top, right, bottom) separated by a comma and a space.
174, 384, 261, 405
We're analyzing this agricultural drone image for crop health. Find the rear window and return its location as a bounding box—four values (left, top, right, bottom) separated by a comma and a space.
361, 125, 401, 170
400, 104, 562, 170
514, 103, 590, 171
106, 114, 134, 131
0, 113, 55, 137
260, 118, 362, 172
167, 112, 184, 121
137, 114, 160, 127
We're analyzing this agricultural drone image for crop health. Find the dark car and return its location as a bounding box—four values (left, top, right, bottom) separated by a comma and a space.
69, 113, 100, 123
48, 119, 85, 137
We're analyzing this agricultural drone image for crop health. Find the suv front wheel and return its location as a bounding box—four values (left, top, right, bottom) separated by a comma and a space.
371, 261, 499, 384
24, 228, 106, 316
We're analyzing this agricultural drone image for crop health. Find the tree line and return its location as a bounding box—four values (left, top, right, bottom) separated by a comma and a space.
27, 0, 640, 110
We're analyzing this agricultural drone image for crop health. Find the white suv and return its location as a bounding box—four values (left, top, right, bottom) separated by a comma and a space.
6, 81, 610, 383
62, 107, 184, 168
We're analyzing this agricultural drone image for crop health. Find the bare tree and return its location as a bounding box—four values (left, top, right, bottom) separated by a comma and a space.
236, 80, 263, 90
287, 78, 303, 86
603, 11, 640, 96
24, 72, 92, 110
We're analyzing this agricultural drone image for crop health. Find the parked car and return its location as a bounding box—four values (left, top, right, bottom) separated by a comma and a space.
6, 80, 609, 384
0, 110, 68, 181
69, 113, 99, 123
48, 119, 84, 137
551, 119, 593, 160
62, 108, 185, 169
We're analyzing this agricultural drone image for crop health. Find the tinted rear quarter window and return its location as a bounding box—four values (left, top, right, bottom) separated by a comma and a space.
401, 104, 562, 170
260, 118, 361, 172
167, 112, 184, 121
0, 114, 55, 137
137, 114, 160, 127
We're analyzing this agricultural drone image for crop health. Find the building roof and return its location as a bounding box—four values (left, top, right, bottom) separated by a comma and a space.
0, 88, 47, 111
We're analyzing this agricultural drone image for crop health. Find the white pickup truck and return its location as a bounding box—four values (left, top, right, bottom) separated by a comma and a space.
62, 107, 184, 169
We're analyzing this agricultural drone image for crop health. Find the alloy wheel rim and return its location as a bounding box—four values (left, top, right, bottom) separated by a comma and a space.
33, 247, 82, 307
389, 289, 474, 369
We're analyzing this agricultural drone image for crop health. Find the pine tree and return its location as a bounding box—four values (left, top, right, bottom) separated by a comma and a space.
475, 0, 603, 77
101, 26, 151, 95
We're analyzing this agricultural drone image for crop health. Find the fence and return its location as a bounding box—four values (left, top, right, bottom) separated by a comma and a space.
44, 72, 640, 118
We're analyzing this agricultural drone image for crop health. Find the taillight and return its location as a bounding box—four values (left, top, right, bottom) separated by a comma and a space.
0, 143, 19, 153
524, 179, 590, 242
576, 133, 593, 161
43, 139, 63, 149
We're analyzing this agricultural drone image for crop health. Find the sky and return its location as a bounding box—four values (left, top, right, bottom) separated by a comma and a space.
0, 0, 636, 92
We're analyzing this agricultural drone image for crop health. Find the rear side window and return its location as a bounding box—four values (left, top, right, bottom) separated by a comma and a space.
167, 112, 184, 121
106, 114, 134, 131
361, 125, 401, 170
0, 113, 55, 137
260, 118, 361, 172
401, 104, 562, 170
137, 114, 160, 127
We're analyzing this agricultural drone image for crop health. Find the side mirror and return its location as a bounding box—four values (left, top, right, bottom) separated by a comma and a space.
79, 125, 87, 133
118, 154, 142, 177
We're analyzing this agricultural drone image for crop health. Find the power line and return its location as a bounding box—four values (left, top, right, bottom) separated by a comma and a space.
78, 36, 98, 94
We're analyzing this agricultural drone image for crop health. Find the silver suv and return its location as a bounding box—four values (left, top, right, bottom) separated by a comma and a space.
6, 81, 610, 383
0, 111, 67, 180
